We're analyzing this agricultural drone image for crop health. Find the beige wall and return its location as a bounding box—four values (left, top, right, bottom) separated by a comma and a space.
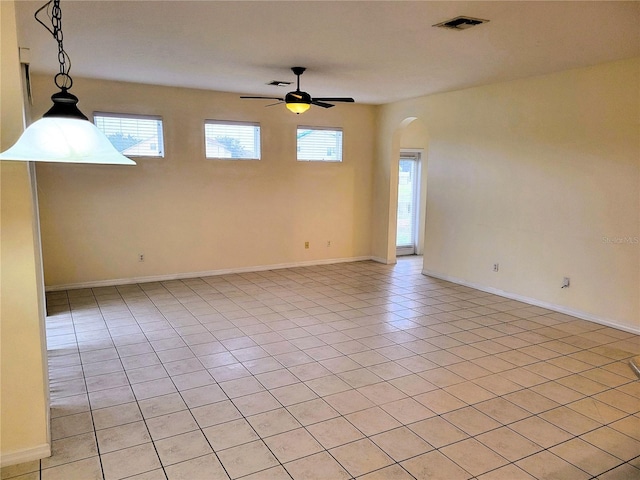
377, 58, 640, 332
31, 76, 376, 287
0, 0, 50, 465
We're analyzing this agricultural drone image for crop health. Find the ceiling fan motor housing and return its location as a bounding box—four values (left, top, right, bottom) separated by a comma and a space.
286, 91, 311, 104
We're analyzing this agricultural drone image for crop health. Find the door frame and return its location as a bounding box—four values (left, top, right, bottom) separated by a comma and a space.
396, 149, 422, 256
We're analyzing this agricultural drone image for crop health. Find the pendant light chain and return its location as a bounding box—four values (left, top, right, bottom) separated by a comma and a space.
35, 0, 73, 90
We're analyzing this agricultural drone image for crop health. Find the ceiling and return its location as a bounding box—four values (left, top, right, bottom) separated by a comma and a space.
14, 1, 640, 105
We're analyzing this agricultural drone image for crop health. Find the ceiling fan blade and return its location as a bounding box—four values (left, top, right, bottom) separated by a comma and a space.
265, 101, 284, 107
313, 97, 355, 103
240, 96, 285, 101
311, 100, 335, 108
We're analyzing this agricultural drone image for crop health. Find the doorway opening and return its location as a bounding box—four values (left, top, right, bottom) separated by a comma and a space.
396, 150, 421, 256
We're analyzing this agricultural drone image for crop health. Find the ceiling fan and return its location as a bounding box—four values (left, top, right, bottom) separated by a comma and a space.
241, 67, 355, 114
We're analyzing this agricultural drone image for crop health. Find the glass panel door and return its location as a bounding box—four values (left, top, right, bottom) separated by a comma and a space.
396, 156, 419, 256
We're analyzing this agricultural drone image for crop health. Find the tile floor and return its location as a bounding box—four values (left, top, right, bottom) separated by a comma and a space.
2, 257, 639, 480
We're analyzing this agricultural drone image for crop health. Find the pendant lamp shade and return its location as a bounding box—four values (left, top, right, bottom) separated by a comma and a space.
0, 117, 136, 165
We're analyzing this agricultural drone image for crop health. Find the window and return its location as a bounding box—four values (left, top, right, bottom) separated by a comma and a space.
205, 121, 261, 160
297, 127, 343, 162
94, 113, 164, 157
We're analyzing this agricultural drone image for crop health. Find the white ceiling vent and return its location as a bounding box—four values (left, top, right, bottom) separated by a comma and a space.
433, 16, 489, 30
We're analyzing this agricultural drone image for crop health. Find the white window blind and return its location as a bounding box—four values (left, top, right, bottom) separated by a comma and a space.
297, 127, 343, 162
94, 113, 164, 157
205, 121, 261, 160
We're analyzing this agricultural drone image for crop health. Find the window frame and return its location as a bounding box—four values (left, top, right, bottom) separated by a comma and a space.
296, 126, 343, 162
204, 120, 261, 160
93, 112, 165, 158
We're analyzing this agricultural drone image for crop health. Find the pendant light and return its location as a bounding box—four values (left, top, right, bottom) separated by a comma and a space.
0, 0, 135, 165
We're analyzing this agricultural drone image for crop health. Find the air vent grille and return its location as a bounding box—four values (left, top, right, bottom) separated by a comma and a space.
433, 16, 489, 30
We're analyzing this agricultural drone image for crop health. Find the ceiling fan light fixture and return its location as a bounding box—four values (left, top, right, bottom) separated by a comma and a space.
285, 90, 311, 114
286, 102, 311, 114
0, 0, 135, 165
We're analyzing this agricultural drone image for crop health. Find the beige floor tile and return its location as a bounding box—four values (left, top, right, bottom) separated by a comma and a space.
550, 438, 621, 476
41, 457, 102, 480
145, 410, 198, 440
203, 418, 260, 451
381, 397, 435, 424
357, 382, 406, 404
92, 402, 143, 430
138, 393, 187, 419
609, 415, 640, 441
217, 440, 279, 479
255, 369, 299, 389
131, 378, 177, 401
284, 451, 350, 480
101, 443, 161, 480
346, 406, 402, 436
444, 381, 496, 404
323, 389, 375, 414
96, 420, 151, 453
568, 398, 628, 424
286, 398, 340, 426
306, 416, 364, 449
164, 454, 229, 479
191, 400, 242, 428
409, 416, 468, 448
240, 465, 291, 480
581, 426, 640, 461
263, 428, 323, 463
41, 432, 98, 469
504, 389, 560, 414
232, 391, 281, 416
50, 412, 94, 440
358, 464, 415, 480
474, 397, 531, 425
371, 426, 432, 461
270, 382, 318, 406
418, 367, 466, 387
441, 437, 509, 476
593, 389, 640, 414
476, 426, 542, 461
179, 384, 226, 408
154, 430, 213, 466
556, 373, 609, 396
510, 416, 574, 448
442, 406, 502, 436
247, 408, 301, 437
402, 450, 472, 480
1, 460, 40, 480
414, 389, 466, 414
388, 374, 438, 396
516, 450, 590, 480
330, 438, 393, 477
596, 463, 640, 480
218, 376, 265, 398
305, 375, 352, 395
539, 406, 602, 435
476, 464, 536, 480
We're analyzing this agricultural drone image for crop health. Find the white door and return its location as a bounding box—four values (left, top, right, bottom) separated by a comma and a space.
396, 152, 420, 256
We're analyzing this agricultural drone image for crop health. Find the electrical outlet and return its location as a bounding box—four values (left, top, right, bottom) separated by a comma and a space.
493, 263, 499, 272
562, 277, 570, 288
304, 241, 309, 249
138, 253, 144, 262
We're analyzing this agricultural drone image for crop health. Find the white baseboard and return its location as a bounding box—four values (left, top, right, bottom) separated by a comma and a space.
423, 269, 640, 335
1, 443, 50, 468
45, 256, 373, 292
371, 256, 395, 265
